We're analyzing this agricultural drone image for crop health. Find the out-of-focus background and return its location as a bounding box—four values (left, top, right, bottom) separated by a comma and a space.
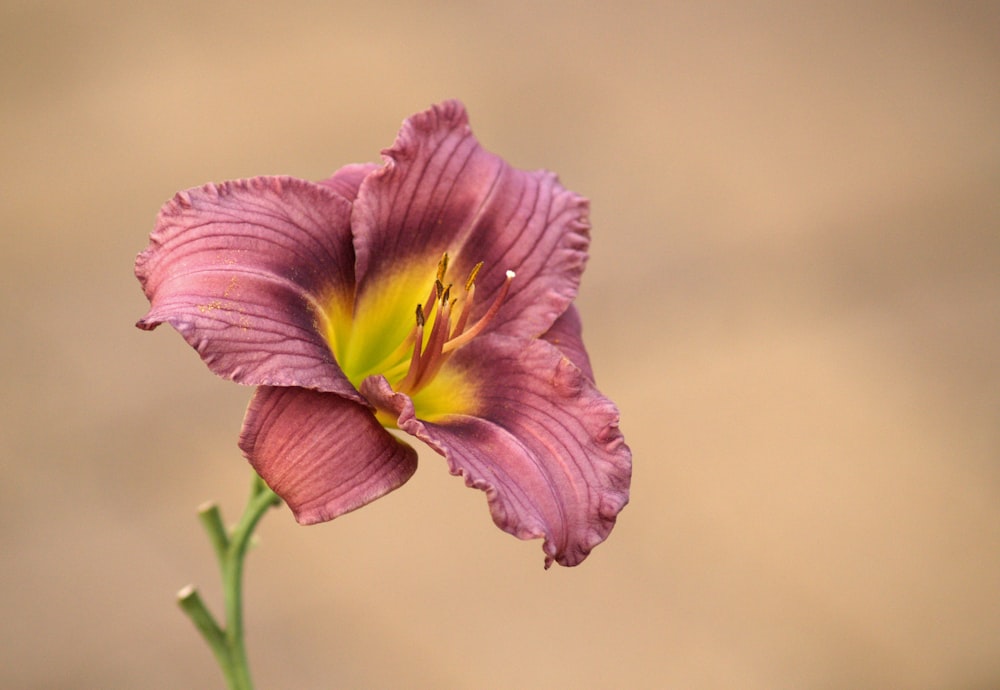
2, 2, 998, 688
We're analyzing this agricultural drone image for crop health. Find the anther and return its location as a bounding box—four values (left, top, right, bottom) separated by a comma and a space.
395, 305, 426, 394
453, 261, 484, 337
436, 253, 449, 283
465, 262, 484, 291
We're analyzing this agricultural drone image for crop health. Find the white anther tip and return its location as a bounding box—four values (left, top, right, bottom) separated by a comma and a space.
506, 270, 516, 279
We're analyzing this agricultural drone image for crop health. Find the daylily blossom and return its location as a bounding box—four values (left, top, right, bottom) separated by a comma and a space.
135, 101, 630, 567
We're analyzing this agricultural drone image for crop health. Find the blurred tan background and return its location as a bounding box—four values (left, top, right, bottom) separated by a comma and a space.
2, 2, 999, 688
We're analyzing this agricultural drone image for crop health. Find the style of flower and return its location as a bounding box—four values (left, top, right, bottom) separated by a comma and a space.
135, 101, 630, 567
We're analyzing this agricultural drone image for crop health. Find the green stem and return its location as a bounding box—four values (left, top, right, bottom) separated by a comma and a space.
179, 474, 281, 690
198, 502, 230, 562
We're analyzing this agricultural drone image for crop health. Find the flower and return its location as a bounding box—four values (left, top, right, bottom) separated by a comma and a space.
135, 101, 631, 567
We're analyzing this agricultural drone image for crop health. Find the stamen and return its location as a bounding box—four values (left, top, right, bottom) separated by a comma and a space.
464, 261, 484, 291
452, 261, 485, 337
394, 305, 426, 393
443, 270, 515, 353
428, 251, 452, 313
452, 284, 474, 338
405, 294, 453, 392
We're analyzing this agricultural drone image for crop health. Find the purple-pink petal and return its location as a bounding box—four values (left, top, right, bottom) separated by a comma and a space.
135, 176, 361, 400
351, 100, 590, 340
317, 162, 380, 201
240, 386, 418, 524
539, 305, 595, 383
361, 335, 630, 567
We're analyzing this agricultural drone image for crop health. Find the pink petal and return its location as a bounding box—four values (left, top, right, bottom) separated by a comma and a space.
240, 386, 418, 524
361, 335, 631, 567
317, 162, 380, 201
135, 176, 361, 400
540, 305, 594, 383
352, 100, 590, 339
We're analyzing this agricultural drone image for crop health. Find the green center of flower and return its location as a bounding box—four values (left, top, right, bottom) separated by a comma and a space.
321, 253, 514, 422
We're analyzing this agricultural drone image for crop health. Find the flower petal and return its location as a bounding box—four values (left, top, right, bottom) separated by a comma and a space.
135, 176, 361, 400
240, 386, 418, 524
352, 100, 590, 339
361, 335, 630, 567
317, 162, 380, 201
540, 305, 594, 383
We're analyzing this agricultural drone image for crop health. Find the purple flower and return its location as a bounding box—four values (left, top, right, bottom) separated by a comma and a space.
135, 101, 630, 567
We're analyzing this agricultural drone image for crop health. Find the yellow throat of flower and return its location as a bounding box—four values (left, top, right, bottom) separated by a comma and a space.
320, 253, 514, 424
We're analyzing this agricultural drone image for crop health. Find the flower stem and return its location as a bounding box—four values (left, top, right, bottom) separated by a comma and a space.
178, 474, 281, 690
